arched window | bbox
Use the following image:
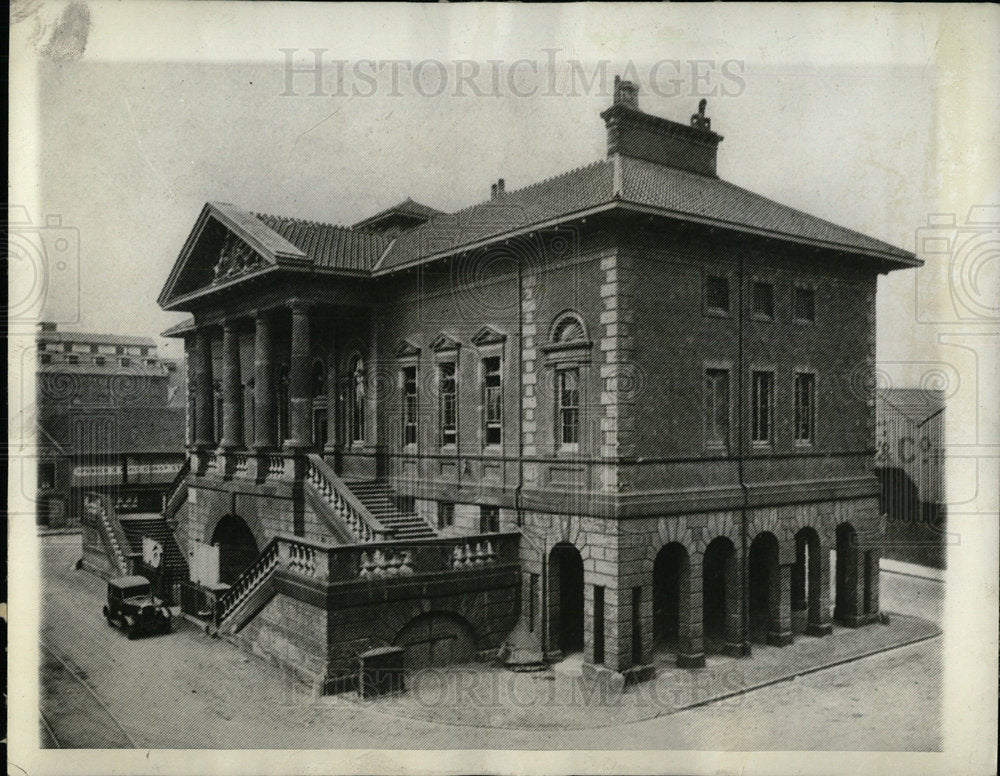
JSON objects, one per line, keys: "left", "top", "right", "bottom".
{"left": 349, "top": 355, "right": 365, "bottom": 444}
{"left": 551, "top": 311, "right": 587, "bottom": 344}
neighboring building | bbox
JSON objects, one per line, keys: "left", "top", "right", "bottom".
{"left": 156, "top": 79, "right": 920, "bottom": 690}
{"left": 35, "top": 322, "right": 187, "bottom": 530}
{"left": 876, "top": 388, "right": 947, "bottom": 568}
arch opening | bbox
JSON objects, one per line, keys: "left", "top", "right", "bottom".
{"left": 748, "top": 532, "right": 780, "bottom": 644}
{"left": 549, "top": 543, "right": 584, "bottom": 656}
{"left": 653, "top": 542, "right": 688, "bottom": 652}
{"left": 702, "top": 536, "right": 737, "bottom": 654}
{"left": 393, "top": 611, "right": 477, "bottom": 671}
{"left": 210, "top": 514, "right": 259, "bottom": 585}
{"left": 835, "top": 522, "right": 859, "bottom": 623}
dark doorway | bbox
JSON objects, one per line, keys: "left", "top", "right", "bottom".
{"left": 550, "top": 543, "right": 584, "bottom": 655}
{"left": 703, "top": 537, "right": 736, "bottom": 652}
{"left": 210, "top": 514, "right": 259, "bottom": 584}
{"left": 835, "top": 522, "right": 858, "bottom": 623}
{"left": 653, "top": 542, "right": 688, "bottom": 650}
{"left": 749, "top": 532, "right": 779, "bottom": 644}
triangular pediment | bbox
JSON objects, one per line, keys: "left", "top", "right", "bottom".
{"left": 158, "top": 202, "right": 307, "bottom": 310}
{"left": 471, "top": 325, "right": 507, "bottom": 347}
{"left": 430, "top": 332, "right": 462, "bottom": 352}
{"left": 394, "top": 339, "right": 422, "bottom": 359}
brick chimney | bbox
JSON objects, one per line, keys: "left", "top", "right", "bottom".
{"left": 601, "top": 75, "right": 723, "bottom": 177}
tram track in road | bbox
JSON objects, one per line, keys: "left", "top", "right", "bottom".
{"left": 39, "top": 640, "right": 138, "bottom": 749}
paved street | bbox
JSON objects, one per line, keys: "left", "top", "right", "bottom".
{"left": 39, "top": 534, "right": 942, "bottom": 750}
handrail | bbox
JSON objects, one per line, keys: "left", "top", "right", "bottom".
{"left": 84, "top": 492, "right": 132, "bottom": 575}
{"left": 305, "top": 453, "right": 391, "bottom": 542}
{"left": 214, "top": 537, "right": 281, "bottom": 625}
{"left": 164, "top": 457, "right": 191, "bottom": 518}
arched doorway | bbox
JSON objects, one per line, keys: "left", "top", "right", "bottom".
{"left": 703, "top": 536, "right": 737, "bottom": 654}
{"left": 793, "top": 528, "right": 822, "bottom": 635}
{"left": 835, "top": 522, "right": 858, "bottom": 624}
{"left": 549, "top": 543, "right": 584, "bottom": 656}
{"left": 394, "top": 611, "right": 476, "bottom": 671}
{"left": 748, "top": 532, "right": 780, "bottom": 644}
{"left": 653, "top": 543, "right": 688, "bottom": 651}
{"left": 211, "top": 514, "right": 259, "bottom": 584}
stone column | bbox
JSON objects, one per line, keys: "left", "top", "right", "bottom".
{"left": 768, "top": 564, "right": 794, "bottom": 646}
{"left": 286, "top": 302, "right": 312, "bottom": 448}
{"left": 677, "top": 554, "right": 706, "bottom": 668}
{"left": 219, "top": 321, "right": 243, "bottom": 449}
{"left": 194, "top": 327, "right": 215, "bottom": 448}
{"left": 807, "top": 543, "right": 833, "bottom": 636}
{"left": 253, "top": 311, "right": 277, "bottom": 449}
{"left": 723, "top": 547, "right": 747, "bottom": 656}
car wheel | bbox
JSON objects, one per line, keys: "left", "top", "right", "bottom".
{"left": 126, "top": 623, "right": 137, "bottom": 640}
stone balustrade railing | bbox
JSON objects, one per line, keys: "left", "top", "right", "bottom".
{"left": 326, "top": 532, "right": 521, "bottom": 583}
{"left": 212, "top": 531, "right": 519, "bottom": 627}
{"left": 305, "top": 454, "right": 391, "bottom": 543}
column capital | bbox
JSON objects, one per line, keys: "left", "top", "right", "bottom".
{"left": 289, "top": 299, "right": 312, "bottom": 315}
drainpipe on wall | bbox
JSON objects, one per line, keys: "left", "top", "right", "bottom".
{"left": 737, "top": 247, "right": 751, "bottom": 657}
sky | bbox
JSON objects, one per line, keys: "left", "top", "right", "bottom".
{"left": 7, "top": 4, "right": 999, "bottom": 771}
{"left": 10, "top": 3, "right": 998, "bottom": 381}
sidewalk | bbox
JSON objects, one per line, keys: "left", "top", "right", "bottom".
{"left": 328, "top": 613, "right": 941, "bottom": 731}
{"left": 881, "top": 557, "right": 945, "bottom": 582}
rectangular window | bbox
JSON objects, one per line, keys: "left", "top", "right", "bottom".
{"left": 402, "top": 365, "right": 418, "bottom": 446}
{"left": 795, "top": 372, "right": 816, "bottom": 444}
{"left": 752, "top": 370, "right": 775, "bottom": 444}
{"left": 40, "top": 354, "right": 52, "bottom": 364}
{"left": 480, "top": 505, "right": 500, "bottom": 533}
{"left": 39, "top": 462, "right": 56, "bottom": 490}
{"left": 94, "top": 356, "right": 106, "bottom": 366}
{"left": 438, "top": 361, "right": 457, "bottom": 446}
{"left": 794, "top": 286, "right": 816, "bottom": 323}
{"left": 120, "top": 357, "right": 131, "bottom": 367}
{"left": 483, "top": 356, "right": 502, "bottom": 447}
{"left": 704, "top": 368, "right": 730, "bottom": 449}
{"left": 705, "top": 275, "right": 730, "bottom": 314}
{"left": 396, "top": 495, "right": 416, "bottom": 515}
{"left": 752, "top": 281, "right": 774, "bottom": 320}
{"left": 557, "top": 368, "right": 580, "bottom": 449}
{"left": 437, "top": 502, "right": 454, "bottom": 530}
{"left": 67, "top": 354, "right": 79, "bottom": 364}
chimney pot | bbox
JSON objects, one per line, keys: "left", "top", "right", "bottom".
{"left": 491, "top": 183, "right": 497, "bottom": 200}
{"left": 497, "top": 178, "right": 505, "bottom": 196}
{"left": 613, "top": 75, "right": 640, "bottom": 111}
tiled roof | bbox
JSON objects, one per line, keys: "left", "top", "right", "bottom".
{"left": 378, "top": 161, "right": 615, "bottom": 272}
{"left": 374, "top": 155, "right": 915, "bottom": 272}
{"left": 38, "top": 362, "right": 170, "bottom": 377}
{"left": 618, "top": 156, "right": 914, "bottom": 261}
{"left": 36, "top": 331, "right": 157, "bottom": 346}
{"left": 255, "top": 212, "right": 391, "bottom": 273}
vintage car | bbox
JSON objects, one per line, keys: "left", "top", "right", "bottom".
{"left": 102, "top": 575, "right": 172, "bottom": 638}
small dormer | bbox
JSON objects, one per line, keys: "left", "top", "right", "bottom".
{"left": 353, "top": 198, "right": 444, "bottom": 238}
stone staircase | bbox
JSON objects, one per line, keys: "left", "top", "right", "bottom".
{"left": 345, "top": 480, "right": 437, "bottom": 540}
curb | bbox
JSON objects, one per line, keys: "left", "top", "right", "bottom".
{"left": 881, "top": 558, "right": 946, "bottom": 582}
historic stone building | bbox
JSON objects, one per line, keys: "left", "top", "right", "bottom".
{"left": 154, "top": 79, "right": 919, "bottom": 690}
{"left": 35, "top": 322, "right": 186, "bottom": 529}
